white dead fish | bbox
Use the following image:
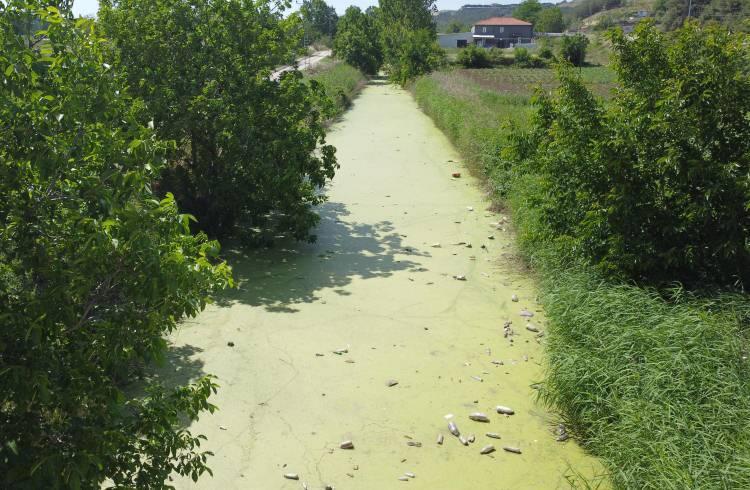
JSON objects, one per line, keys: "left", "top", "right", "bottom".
{"left": 511, "top": 294, "right": 519, "bottom": 302}
{"left": 398, "top": 476, "right": 409, "bottom": 481}
{"left": 448, "top": 421, "right": 460, "bottom": 436}
{"left": 520, "top": 309, "right": 534, "bottom": 318}
{"left": 405, "top": 472, "right": 416, "bottom": 478}
{"left": 503, "top": 446, "right": 522, "bottom": 454}
{"left": 437, "top": 433, "right": 444, "bottom": 445}
{"left": 406, "top": 441, "right": 422, "bottom": 447}
{"left": 471, "top": 375, "right": 483, "bottom": 382}
{"left": 526, "top": 324, "right": 540, "bottom": 333}
{"left": 480, "top": 445, "right": 495, "bottom": 455}
{"left": 486, "top": 432, "right": 501, "bottom": 439}
{"left": 340, "top": 440, "right": 354, "bottom": 449}
{"left": 453, "top": 274, "right": 467, "bottom": 281}
{"left": 469, "top": 412, "right": 490, "bottom": 422}
{"left": 467, "top": 434, "right": 475, "bottom": 443}
{"left": 459, "top": 435, "right": 469, "bottom": 446}
{"left": 333, "top": 348, "right": 348, "bottom": 355}
{"left": 283, "top": 473, "right": 299, "bottom": 480}
{"left": 386, "top": 379, "right": 399, "bottom": 387}
{"left": 496, "top": 406, "right": 515, "bottom": 415}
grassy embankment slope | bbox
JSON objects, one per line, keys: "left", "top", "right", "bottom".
{"left": 306, "top": 58, "right": 368, "bottom": 118}
{"left": 411, "top": 65, "right": 750, "bottom": 488}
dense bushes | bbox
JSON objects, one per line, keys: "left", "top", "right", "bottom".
{"left": 333, "top": 6, "right": 382, "bottom": 75}
{"left": 457, "top": 44, "right": 492, "bottom": 68}
{"left": 523, "top": 22, "right": 749, "bottom": 285}
{"left": 100, "top": 0, "right": 338, "bottom": 241}
{"left": 0, "top": 3, "right": 231, "bottom": 486}
{"left": 559, "top": 33, "right": 589, "bottom": 66}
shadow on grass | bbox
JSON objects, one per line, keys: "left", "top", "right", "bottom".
{"left": 215, "top": 201, "right": 430, "bottom": 313}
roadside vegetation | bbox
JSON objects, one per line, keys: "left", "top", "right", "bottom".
{"left": 413, "top": 21, "right": 750, "bottom": 488}
{"left": 306, "top": 59, "right": 368, "bottom": 117}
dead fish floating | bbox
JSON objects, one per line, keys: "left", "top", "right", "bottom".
{"left": 486, "top": 432, "right": 501, "bottom": 439}
{"left": 503, "top": 446, "right": 522, "bottom": 454}
{"left": 340, "top": 440, "right": 354, "bottom": 449}
{"left": 283, "top": 473, "right": 299, "bottom": 480}
{"left": 467, "top": 434, "right": 476, "bottom": 443}
{"left": 520, "top": 309, "right": 534, "bottom": 318}
{"left": 511, "top": 294, "right": 519, "bottom": 302}
{"left": 480, "top": 445, "right": 496, "bottom": 455}
{"left": 496, "top": 406, "right": 515, "bottom": 415}
{"left": 471, "top": 375, "right": 483, "bottom": 382}
{"left": 526, "top": 324, "right": 540, "bottom": 333}
{"left": 453, "top": 274, "right": 467, "bottom": 281}
{"left": 386, "top": 379, "right": 399, "bottom": 387}
{"left": 448, "top": 421, "right": 460, "bottom": 436}
{"left": 459, "top": 435, "right": 469, "bottom": 446}
{"left": 469, "top": 412, "right": 490, "bottom": 423}
{"left": 437, "top": 433, "right": 444, "bottom": 445}
{"left": 332, "top": 348, "right": 348, "bottom": 355}
{"left": 405, "top": 472, "right": 416, "bottom": 478}
{"left": 398, "top": 476, "right": 409, "bottom": 481}
{"left": 406, "top": 441, "right": 422, "bottom": 447}
{"left": 491, "top": 360, "right": 504, "bottom": 366}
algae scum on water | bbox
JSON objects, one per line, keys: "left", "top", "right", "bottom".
{"left": 166, "top": 83, "right": 604, "bottom": 489}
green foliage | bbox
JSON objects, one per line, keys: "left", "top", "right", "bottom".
{"left": 513, "top": 47, "right": 531, "bottom": 65}
{"left": 0, "top": 2, "right": 231, "bottom": 487}
{"left": 535, "top": 7, "right": 565, "bottom": 32}
{"left": 333, "top": 6, "right": 382, "bottom": 75}
{"left": 99, "top": 0, "right": 338, "bottom": 241}
{"left": 526, "top": 22, "right": 750, "bottom": 286}
{"left": 444, "top": 20, "right": 468, "bottom": 33}
{"left": 307, "top": 60, "right": 367, "bottom": 116}
{"left": 300, "top": 0, "right": 338, "bottom": 41}
{"left": 379, "top": 0, "right": 444, "bottom": 86}
{"left": 655, "top": 0, "right": 750, "bottom": 31}
{"left": 513, "top": 0, "right": 543, "bottom": 23}
{"left": 456, "top": 44, "right": 491, "bottom": 68}
{"left": 559, "top": 33, "right": 589, "bottom": 66}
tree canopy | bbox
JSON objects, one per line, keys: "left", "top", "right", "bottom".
{"left": 333, "top": 6, "right": 382, "bottom": 75}
{"left": 0, "top": 2, "right": 231, "bottom": 486}
{"left": 300, "top": 0, "right": 339, "bottom": 41}
{"left": 513, "top": 0, "right": 543, "bottom": 23}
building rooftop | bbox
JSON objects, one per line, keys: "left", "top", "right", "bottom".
{"left": 474, "top": 17, "right": 533, "bottom": 26}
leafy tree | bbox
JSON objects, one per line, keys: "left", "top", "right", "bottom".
{"left": 333, "top": 6, "right": 382, "bottom": 75}
{"left": 0, "top": 2, "right": 231, "bottom": 487}
{"left": 559, "top": 33, "right": 589, "bottom": 66}
{"left": 457, "top": 44, "right": 491, "bottom": 68}
{"left": 379, "top": 0, "right": 444, "bottom": 85}
{"left": 100, "top": 0, "right": 338, "bottom": 241}
{"left": 513, "top": 0, "right": 543, "bottom": 23}
{"left": 535, "top": 7, "right": 565, "bottom": 32}
{"left": 522, "top": 21, "right": 750, "bottom": 285}
{"left": 300, "top": 0, "right": 339, "bottom": 41}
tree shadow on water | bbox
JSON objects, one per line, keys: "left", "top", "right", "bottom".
{"left": 215, "top": 201, "right": 430, "bottom": 312}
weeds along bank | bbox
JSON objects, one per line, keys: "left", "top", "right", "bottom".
{"left": 306, "top": 59, "right": 368, "bottom": 118}
{"left": 412, "top": 22, "right": 750, "bottom": 489}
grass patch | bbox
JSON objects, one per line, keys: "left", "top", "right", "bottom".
{"left": 411, "top": 68, "right": 750, "bottom": 489}
{"left": 306, "top": 58, "right": 367, "bottom": 118}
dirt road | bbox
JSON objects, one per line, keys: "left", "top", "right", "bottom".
{"left": 271, "top": 50, "right": 332, "bottom": 81}
{"left": 167, "top": 81, "right": 603, "bottom": 489}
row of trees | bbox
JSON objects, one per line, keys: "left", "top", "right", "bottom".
{"left": 333, "top": 0, "right": 444, "bottom": 85}
{"left": 1, "top": 0, "right": 340, "bottom": 487}
{"left": 513, "top": 0, "right": 566, "bottom": 33}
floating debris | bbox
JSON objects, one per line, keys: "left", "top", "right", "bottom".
{"left": 283, "top": 473, "right": 299, "bottom": 480}
{"left": 315, "top": 353, "right": 324, "bottom": 357}
{"left": 488, "top": 235, "right": 495, "bottom": 240}
{"left": 469, "top": 412, "right": 490, "bottom": 423}
{"left": 467, "top": 206, "right": 474, "bottom": 211}
{"left": 453, "top": 274, "right": 467, "bottom": 281}
{"left": 444, "top": 413, "right": 455, "bottom": 420}
{"left": 523, "top": 355, "right": 529, "bottom": 362}
{"left": 437, "top": 434, "right": 444, "bottom": 445}
{"left": 496, "top": 406, "right": 515, "bottom": 415}
{"left": 486, "top": 432, "right": 501, "bottom": 439}
{"left": 448, "top": 421, "right": 460, "bottom": 436}
{"left": 333, "top": 348, "right": 348, "bottom": 355}
{"left": 345, "top": 359, "right": 355, "bottom": 363}
{"left": 406, "top": 441, "right": 422, "bottom": 447}
{"left": 520, "top": 309, "right": 534, "bottom": 318}
{"left": 511, "top": 294, "right": 519, "bottom": 302}
{"left": 452, "top": 172, "right": 461, "bottom": 178}
{"left": 491, "top": 360, "right": 504, "bottom": 366}
{"left": 480, "top": 445, "right": 496, "bottom": 455}
{"left": 386, "top": 379, "right": 399, "bottom": 387}
{"left": 503, "top": 446, "right": 522, "bottom": 454}
{"left": 340, "top": 440, "right": 354, "bottom": 450}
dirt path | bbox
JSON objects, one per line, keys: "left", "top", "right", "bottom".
{"left": 167, "top": 81, "right": 602, "bottom": 489}
{"left": 271, "top": 50, "right": 332, "bottom": 81}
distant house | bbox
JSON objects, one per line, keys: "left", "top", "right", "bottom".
{"left": 472, "top": 17, "right": 533, "bottom": 48}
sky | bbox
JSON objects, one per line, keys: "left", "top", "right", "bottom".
{"left": 72, "top": 0, "right": 521, "bottom": 17}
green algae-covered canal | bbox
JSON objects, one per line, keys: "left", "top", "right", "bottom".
{"left": 166, "top": 82, "right": 603, "bottom": 488}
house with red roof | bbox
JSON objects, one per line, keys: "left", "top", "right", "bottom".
{"left": 472, "top": 17, "right": 534, "bottom": 48}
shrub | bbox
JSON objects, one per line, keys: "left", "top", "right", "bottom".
{"left": 457, "top": 44, "right": 491, "bottom": 68}
{"left": 100, "top": 0, "right": 338, "bottom": 241}
{"left": 525, "top": 21, "right": 750, "bottom": 286}
{"left": 0, "top": 2, "right": 231, "bottom": 486}
{"left": 513, "top": 47, "right": 531, "bottom": 65}
{"left": 559, "top": 33, "right": 589, "bottom": 66}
